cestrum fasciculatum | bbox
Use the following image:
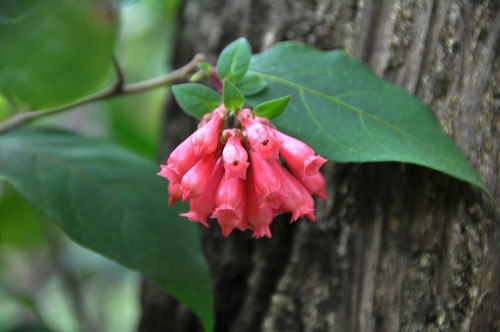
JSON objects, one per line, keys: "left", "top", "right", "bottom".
{"left": 158, "top": 105, "right": 327, "bottom": 238}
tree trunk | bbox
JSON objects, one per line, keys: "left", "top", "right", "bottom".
{"left": 140, "top": 0, "right": 500, "bottom": 331}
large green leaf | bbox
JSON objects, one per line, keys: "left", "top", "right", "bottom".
{"left": 0, "top": 128, "right": 214, "bottom": 332}
{"left": 246, "top": 42, "right": 490, "bottom": 197}
{"left": 0, "top": 0, "right": 117, "bottom": 108}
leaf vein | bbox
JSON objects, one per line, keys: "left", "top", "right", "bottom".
{"left": 67, "top": 171, "right": 116, "bottom": 258}
{"left": 297, "top": 88, "right": 374, "bottom": 154}
{"left": 357, "top": 113, "right": 392, "bottom": 153}
{"left": 16, "top": 148, "right": 178, "bottom": 268}
{"left": 254, "top": 71, "right": 472, "bottom": 174}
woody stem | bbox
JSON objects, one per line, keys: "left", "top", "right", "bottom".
{"left": 0, "top": 53, "right": 205, "bottom": 135}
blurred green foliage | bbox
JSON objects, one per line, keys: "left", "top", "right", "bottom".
{"left": 0, "top": 0, "right": 182, "bottom": 330}
{"left": 0, "top": 0, "right": 117, "bottom": 108}
{"left": 105, "top": 0, "right": 181, "bottom": 159}
{"left": 0, "top": 186, "right": 46, "bottom": 247}
{"left": 0, "top": 95, "right": 12, "bottom": 122}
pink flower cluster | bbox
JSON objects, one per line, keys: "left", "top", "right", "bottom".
{"left": 158, "top": 105, "right": 327, "bottom": 238}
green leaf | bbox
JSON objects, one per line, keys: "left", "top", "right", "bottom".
{"left": 253, "top": 95, "right": 291, "bottom": 120}
{"left": 0, "top": 128, "right": 214, "bottom": 332}
{"left": 0, "top": 0, "right": 118, "bottom": 108}
{"left": 235, "top": 72, "right": 268, "bottom": 97}
{"left": 223, "top": 79, "right": 245, "bottom": 111}
{"left": 111, "top": 0, "right": 139, "bottom": 6}
{"left": 172, "top": 83, "right": 221, "bottom": 118}
{"left": 246, "top": 42, "right": 491, "bottom": 198}
{"left": 0, "top": 187, "right": 46, "bottom": 247}
{"left": 6, "top": 328, "right": 52, "bottom": 332}
{"left": 217, "top": 38, "right": 251, "bottom": 83}
{"left": 198, "top": 62, "right": 212, "bottom": 73}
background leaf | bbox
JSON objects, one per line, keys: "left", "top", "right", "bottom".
{"left": 172, "top": 83, "right": 221, "bottom": 118}
{"left": 246, "top": 42, "right": 490, "bottom": 197}
{"left": 0, "top": 0, "right": 117, "bottom": 108}
{"left": 0, "top": 187, "right": 46, "bottom": 247}
{"left": 216, "top": 38, "right": 251, "bottom": 83}
{"left": 235, "top": 72, "right": 267, "bottom": 97}
{"left": 222, "top": 79, "right": 245, "bottom": 111}
{"left": 0, "top": 128, "right": 214, "bottom": 332}
{"left": 253, "top": 95, "right": 291, "bottom": 120}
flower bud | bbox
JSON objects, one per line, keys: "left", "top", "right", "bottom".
{"left": 180, "top": 157, "right": 224, "bottom": 226}
{"left": 249, "top": 149, "right": 288, "bottom": 209}
{"left": 238, "top": 109, "right": 283, "bottom": 160}
{"left": 168, "top": 182, "right": 183, "bottom": 207}
{"left": 158, "top": 137, "right": 201, "bottom": 184}
{"left": 272, "top": 129, "right": 327, "bottom": 177}
{"left": 181, "top": 150, "right": 218, "bottom": 201}
{"left": 268, "top": 159, "right": 315, "bottom": 223}
{"left": 191, "top": 105, "right": 228, "bottom": 157}
{"left": 246, "top": 168, "right": 273, "bottom": 238}
{"left": 212, "top": 177, "right": 244, "bottom": 236}
{"left": 222, "top": 131, "right": 249, "bottom": 180}
{"left": 255, "top": 115, "right": 275, "bottom": 128}
{"left": 289, "top": 167, "right": 327, "bottom": 200}
{"left": 234, "top": 188, "right": 252, "bottom": 231}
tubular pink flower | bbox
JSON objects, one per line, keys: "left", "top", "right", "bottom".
{"left": 238, "top": 109, "right": 283, "bottom": 160}
{"left": 246, "top": 169, "right": 273, "bottom": 238}
{"left": 217, "top": 215, "right": 241, "bottom": 237}
{"left": 158, "top": 137, "right": 201, "bottom": 184}
{"left": 271, "top": 129, "right": 327, "bottom": 177}
{"left": 249, "top": 149, "right": 288, "bottom": 209}
{"left": 212, "top": 177, "right": 244, "bottom": 223}
{"left": 180, "top": 157, "right": 224, "bottom": 227}
{"left": 212, "top": 177, "right": 245, "bottom": 237}
{"left": 222, "top": 132, "right": 250, "bottom": 180}
{"left": 168, "top": 182, "right": 183, "bottom": 207}
{"left": 255, "top": 115, "right": 275, "bottom": 128}
{"left": 289, "top": 168, "right": 327, "bottom": 200}
{"left": 191, "top": 105, "right": 228, "bottom": 157}
{"left": 213, "top": 183, "right": 244, "bottom": 237}
{"left": 199, "top": 111, "right": 214, "bottom": 127}
{"left": 181, "top": 150, "right": 218, "bottom": 201}
{"left": 268, "top": 159, "right": 315, "bottom": 223}
{"left": 235, "top": 188, "right": 252, "bottom": 232}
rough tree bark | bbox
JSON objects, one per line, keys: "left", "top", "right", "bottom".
{"left": 140, "top": 0, "right": 500, "bottom": 331}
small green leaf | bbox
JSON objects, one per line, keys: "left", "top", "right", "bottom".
{"left": 172, "top": 83, "right": 221, "bottom": 118}
{"left": 253, "top": 95, "right": 291, "bottom": 120}
{"left": 0, "top": 0, "right": 117, "bottom": 108}
{"left": 235, "top": 72, "right": 268, "bottom": 96}
{"left": 246, "top": 41, "right": 492, "bottom": 199}
{"left": 223, "top": 79, "right": 245, "bottom": 111}
{"left": 198, "top": 62, "right": 212, "bottom": 73}
{"left": 0, "top": 128, "right": 214, "bottom": 332}
{"left": 217, "top": 38, "right": 251, "bottom": 82}
{"left": 190, "top": 71, "right": 207, "bottom": 83}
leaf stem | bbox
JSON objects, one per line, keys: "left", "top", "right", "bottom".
{"left": 209, "top": 67, "right": 223, "bottom": 93}
{"left": 0, "top": 53, "right": 205, "bottom": 135}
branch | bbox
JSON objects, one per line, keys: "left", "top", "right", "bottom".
{"left": 0, "top": 53, "right": 205, "bottom": 134}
